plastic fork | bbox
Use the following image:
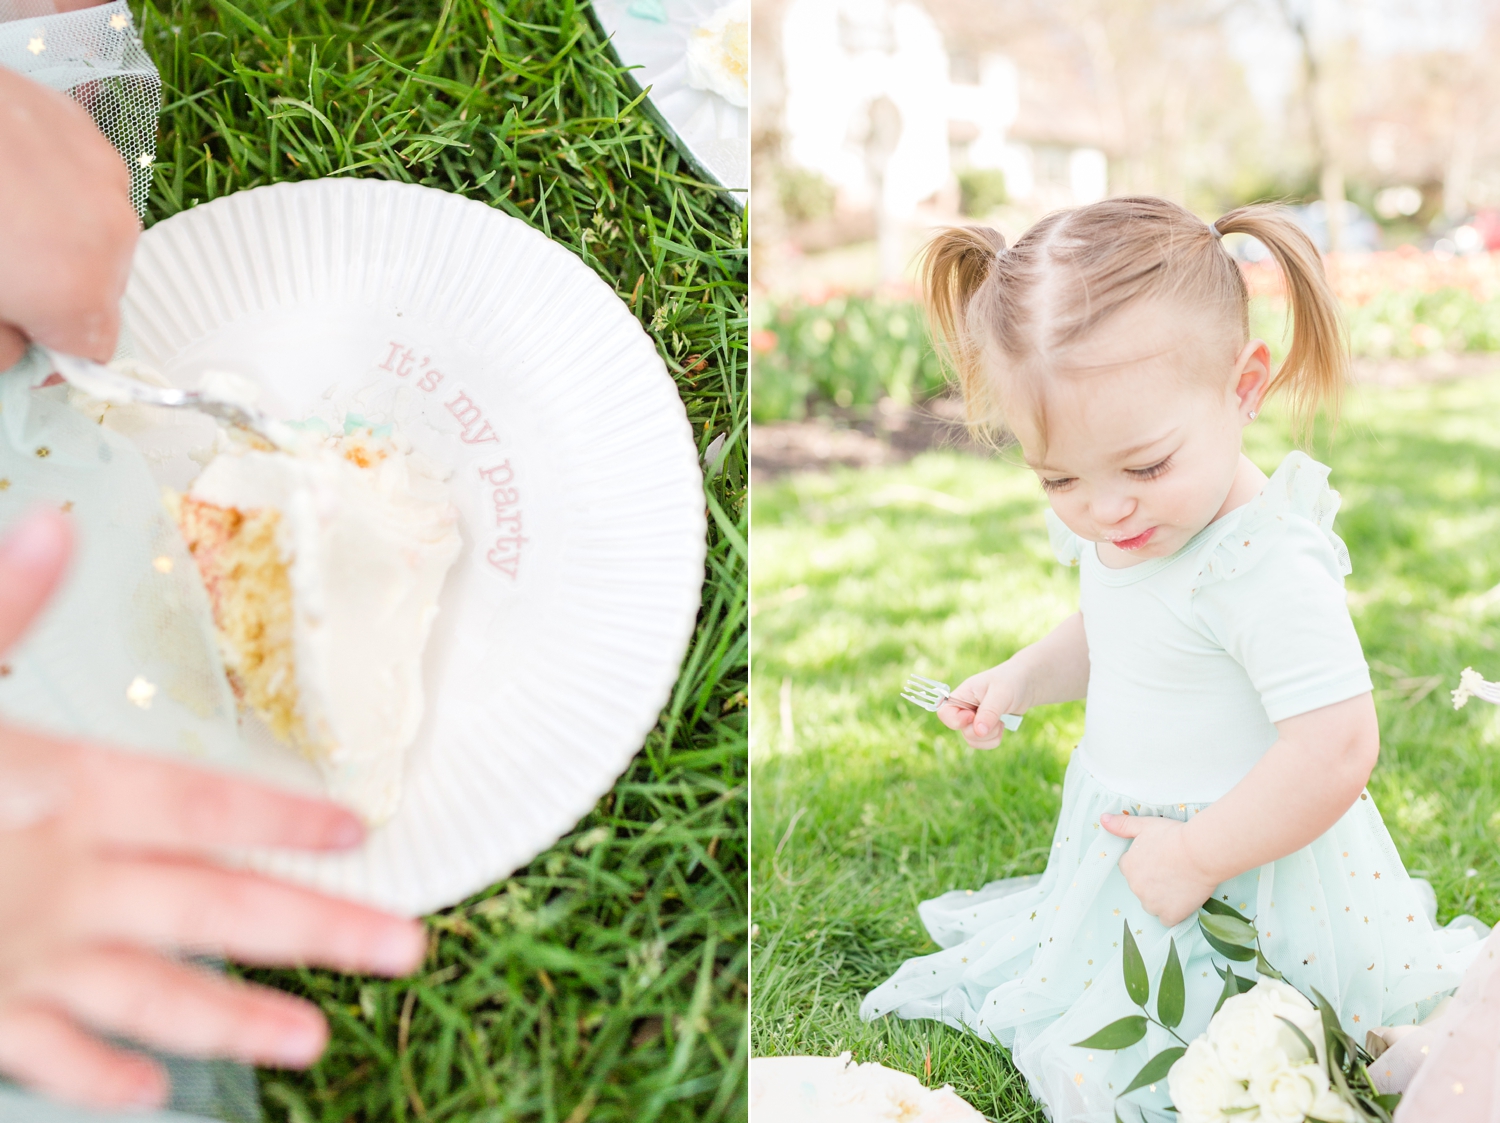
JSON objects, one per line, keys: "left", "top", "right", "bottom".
{"left": 1455, "top": 668, "right": 1500, "bottom": 707}
{"left": 901, "top": 673, "right": 1023, "bottom": 732}
{"left": 41, "top": 346, "right": 293, "bottom": 448}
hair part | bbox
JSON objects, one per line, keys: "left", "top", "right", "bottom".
{"left": 918, "top": 197, "right": 1347, "bottom": 445}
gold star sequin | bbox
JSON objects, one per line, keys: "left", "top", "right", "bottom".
{"left": 109, "top": 11, "right": 130, "bottom": 28}
{"left": 126, "top": 676, "right": 156, "bottom": 709}
{"left": 153, "top": 556, "right": 173, "bottom": 573}
{"left": 137, "top": 151, "right": 154, "bottom": 168}
{"left": 27, "top": 36, "right": 44, "bottom": 55}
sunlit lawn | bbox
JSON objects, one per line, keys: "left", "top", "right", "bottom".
{"left": 749, "top": 375, "right": 1500, "bottom": 1120}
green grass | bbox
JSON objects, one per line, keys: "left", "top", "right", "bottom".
{"left": 142, "top": 1, "right": 746, "bottom": 1118}
{"left": 749, "top": 377, "right": 1500, "bottom": 1120}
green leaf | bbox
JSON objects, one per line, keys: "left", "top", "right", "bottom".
{"left": 1199, "top": 912, "right": 1257, "bottom": 947}
{"left": 1235, "top": 973, "right": 1257, "bottom": 993}
{"left": 1212, "top": 966, "right": 1239, "bottom": 1015}
{"left": 1121, "top": 920, "right": 1149, "bottom": 1007}
{"left": 1200, "top": 896, "right": 1252, "bottom": 923}
{"left": 1201, "top": 927, "right": 1257, "bottom": 961}
{"left": 1121, "top": 1046, "right": 1187, "bottom": 1097}
{"left": 1072, "top": 1016, "right": 1148, "bottom": 1050}
{"left": 1276, "top": 1015, "right": 1319, "bottom": 1065}
{"left": 1157, "top": 938, "right": 1184, "bottom": 1029}
{"left": 1255, "top": 948, "right": 1283, "bottom": 980}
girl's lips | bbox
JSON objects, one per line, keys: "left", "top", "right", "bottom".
{"left": 1110, "top": 526, "right": 1156, "bottom": 551}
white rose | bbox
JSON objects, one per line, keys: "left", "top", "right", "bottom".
{"left": 1207, "top": 991, "right": 1286, "bottom": 1081}
{"left": 1308, "top": 1088, "right": 1359, "bottom": 1122}
{"left": 1168, "top": 1038, "right": 1254, "bottom": 1123}
{"left": 1248, "top": 1060, "right": 1325, "bottom": 1123}
{"left": 1254, "top": 980, "right": 1324, "bottom": 1063}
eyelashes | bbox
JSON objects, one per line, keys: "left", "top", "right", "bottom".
{"left": 1037, "top": 455, "right": 1175, "bottom": 493}
{"left": 1128, "top": 455, "right": 1174, "bottom": 481}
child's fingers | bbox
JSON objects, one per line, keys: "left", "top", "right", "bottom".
{"left": 74, "top": 854, "right": 427, "bottom": 976}
{"left": 0, "top": 1000, "right": 167, "bottom": 1109}
{"left": 0, "top": 325, "right": 25, "bottom": 371}
{"left": 1100, "top": 812, "right": 1145, "bottom": 838}
{"left": 935, "top": 700, "right": 973, "bottom": 730}
{"left": 16, "top": 946, "right": 328, "bottom": 1069}
{"left": 59, "top": 736, "right": 365, "bottom": 853}
{"left": 0, "top": 509, "right": 72, "bottom": 655}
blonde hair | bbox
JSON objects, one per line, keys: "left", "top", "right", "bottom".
{"left": 919, "top": 197, "right": 1347, "bottom": 443}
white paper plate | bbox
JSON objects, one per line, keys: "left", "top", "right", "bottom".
{"left": 120, "top": 179, "right": 706, "bottom": 915}
{"left": 592, "top": 0, "right": 748, "bottom": 204}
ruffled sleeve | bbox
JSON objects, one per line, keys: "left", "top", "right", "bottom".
{"left": 1189, "top": 452, "right": 1372, "bottom": 724}
{"left": 1044, "top": 508, "right": 1084, "bottom": 568}
{"left": 1192, "top": 451, "right": 1352, "bottom": 591}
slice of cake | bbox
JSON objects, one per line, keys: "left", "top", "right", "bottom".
{"left": 170, "top": 422, "right": 462, "bottom": 823}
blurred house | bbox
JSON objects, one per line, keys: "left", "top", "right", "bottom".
{"left": 772, "top": 0, "right": 1115, "bottom": 280}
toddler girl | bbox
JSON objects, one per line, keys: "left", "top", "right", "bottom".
{"left": 860, "top": 197, "right": 1484, "bottom": 1121}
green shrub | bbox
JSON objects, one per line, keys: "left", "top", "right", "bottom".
{"left": 957, "top": 168, "right": 1008, "bottom": 217}
{"left": 751, "top": 295, "right": 950, "bottom": 422}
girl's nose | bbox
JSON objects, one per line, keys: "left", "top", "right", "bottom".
{"left": 1091, "top": 489, "right": 1137, "bottom": 527}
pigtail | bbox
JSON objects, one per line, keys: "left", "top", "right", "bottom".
{"left": 1212, "top": 205, "right": 1348, "bottom": 437}
{"left": 917, "top": 226, "right": 1007, "bottom": 429}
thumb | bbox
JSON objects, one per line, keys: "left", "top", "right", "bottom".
{"left": 0, "top": 509, "right": 72, "bottom": 654}
{"left": 1100, "top": 811, "right": 1144, "bottom": 839}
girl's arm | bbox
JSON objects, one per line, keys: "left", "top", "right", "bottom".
{"left": 939, "top": 611, "right": 1090, "bottom": 749}
{"left": 1102, "top": 692, "right": 1380, "bottom": 925}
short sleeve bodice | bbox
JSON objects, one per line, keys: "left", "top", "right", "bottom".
{"left": 1053, "top": 452, "right": 1373, "bottom": 804}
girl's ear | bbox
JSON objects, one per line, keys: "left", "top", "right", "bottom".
{"left": 1231, "top": 339, "right": 1272, "bottom": 419}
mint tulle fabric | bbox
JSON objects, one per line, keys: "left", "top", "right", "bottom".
{"left": 861, "top": 455, "right": 1486, "bottom": 1123}
{"left": 2, "top": 7, "right": 258, "bottom": 1120}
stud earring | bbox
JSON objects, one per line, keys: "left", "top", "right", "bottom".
{"left": 1248, "top": 410, "right": 1258, "bottom": 420}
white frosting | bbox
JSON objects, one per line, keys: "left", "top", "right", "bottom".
{"left": 684, "top": 1, "right": 748, "bottom": 108}
{"left": 189, "top": 431, "right": 461, "bottom": 824}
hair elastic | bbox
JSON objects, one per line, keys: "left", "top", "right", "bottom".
{"left": 1208, "top": 219, "right": 1224, "bottom": 240}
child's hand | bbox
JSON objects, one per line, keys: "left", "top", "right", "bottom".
{"left": 937, "top": 664, "right": 1028, "bottom": 750}
{"left": 1100, "top": 812, "right": 1218, "bottom": 927}
{"left": 0, "top": 69, "right": 140, "bottom": 368}
{"left": 0, "top": 509, "right": 426, "bottom": 1108}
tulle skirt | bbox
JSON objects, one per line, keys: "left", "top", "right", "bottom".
{"left": 861, "top": 750, "right": 1487, "bottom": 1122}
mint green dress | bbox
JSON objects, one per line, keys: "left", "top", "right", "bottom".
{"left": 861, "top": 453, "right": 1485, "bottom": 1122}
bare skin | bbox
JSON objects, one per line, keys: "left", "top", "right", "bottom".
{"left": 0, "top": 508, "right": 427, "bottom": 1107}
{"left": 0, "top": 67, "right": 140, "bottom": 367}
{"left": 937, "top": 299, "right": 1379, "bottom": 927}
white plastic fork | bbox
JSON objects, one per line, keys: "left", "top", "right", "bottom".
{"left": 41, "top": 347, "right": 293, "bottom": 448}
{"left": 1454, "top": 668, "right": 1500, "bottom": 707}
{"left": 901, "top": 673, "right": 1023, "bottom": 732}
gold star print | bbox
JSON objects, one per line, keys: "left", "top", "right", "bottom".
{"left": 1074, "top": 1074, "right": 1084, "bottom": 1086}
{"left": 1407, "top": 915, "right": 1415, "bottom": 922}
{"left": 34, "top": 446, "right": 49, "bottom": 458}
{"left": 1364, "top": 917, "right": 1370, "bottom": 924}
{"left": 1084, "top": 979, "right": 1092, "bottom": 988}
{"left": 109, "top": 11, "right": 129, "bottom": 28}
{"left": 1374, "top": 871, "right": 1381, "bottom": 879}
{"left": 1344, "top": 851, "right": 1349, "bottom": 858}
{"left": 1030, "top": 912, "right": 1036, "bottom": 920}
{"left": 137, "top": 152, "right": 154, "bottom": 168}
{"left": 0, "top": 665, "right": 11, "bottom": 677}
{"left": 1353, "top": 1015, "right": 1361, "bottom": 1023}
{"left": 58, "top": 501, "right": 72, "bottom": 513}
{"left": 1087, "top": 959, "right": 1093, "bottom": 965}
{"left": 1113, "top": 909, "right": 1120, "bottom": 916}
{"left": 0, "top": 479, "right": 9, "bottom": 490}
{"left": 961, "top": 957, "right": 967, "bottom": 963}
{"left": 1405, "top": 964, "right": 1410, "bottom": 970}
{"left": 27, "top": 35, "right": 43, "bottom": 55}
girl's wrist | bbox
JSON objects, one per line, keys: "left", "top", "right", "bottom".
{"left": 1178, "top": 820, "right": 1232, "bottom": 888}
{"left": 999, "top": 649, "right": 1040, "bottom": 712}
